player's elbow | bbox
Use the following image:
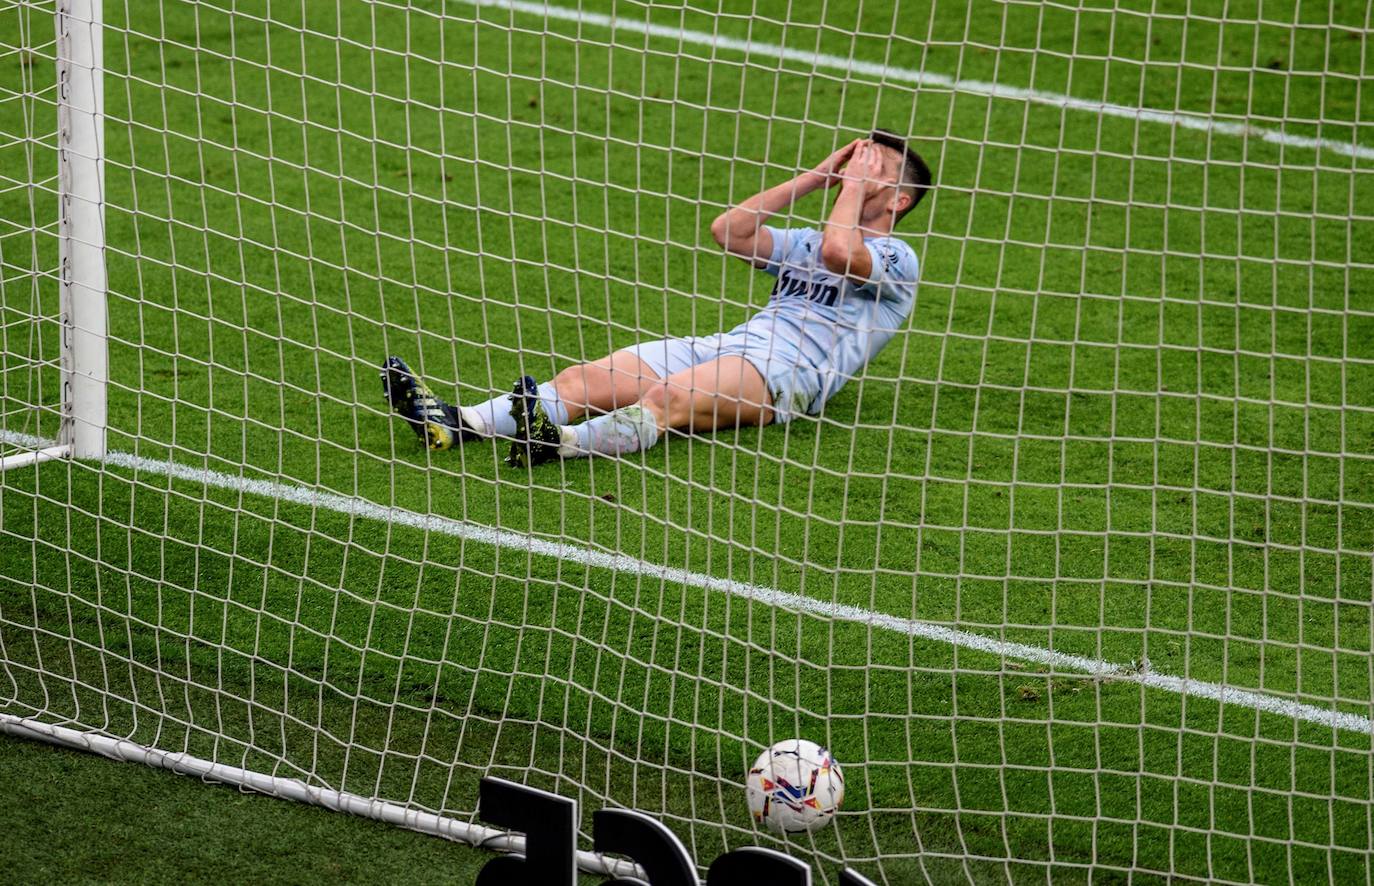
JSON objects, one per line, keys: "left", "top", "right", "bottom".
{"left": 711, "top": 218, "right": 754, "bottom": 257}
{"left": 710, "top": 214, "right": 730, "bottom": 248}
{"left": 819, "top": 238, "right": 855, "bottom": 276}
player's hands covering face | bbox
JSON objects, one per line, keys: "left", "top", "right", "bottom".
{"left": 811, "top": 138, "right": 862, "bottom": 188}
{"left": 842, "top": 141, "right": 890, "bottom": 199}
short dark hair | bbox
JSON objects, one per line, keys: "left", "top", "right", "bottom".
{"left": 870, "top": 128, "right": 933, "bottom": 225}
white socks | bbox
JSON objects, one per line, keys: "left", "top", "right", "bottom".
{"left": 561, "top": 405, "right": 661, "bottom": 457}
{"left": 459, "top": 384, "right": 663, "bottom": 458}
{"left": 460, "top": 381, "right": 569, "bottom": 438}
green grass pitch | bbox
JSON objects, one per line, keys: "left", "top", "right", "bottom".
{"left": 2, "top": 0, "right": 1372, "bottom": 882}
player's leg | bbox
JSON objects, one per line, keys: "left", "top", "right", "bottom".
{"left": 453, "top": 351, "right": 656, "bottom": 439}
{"left": 501, "top": 352, "right": 662, "bottom": 467}
{"left": 505, "top": 340, "right": 695, "bottom": 467}
{"left": 552, "top": 351, "right": 662, "bottom": 420}
{"left": 385, "top": 345, "right": 667, "bottom": 458}
{"left": 560, "top": 356, "right": 773, "bottom": 458}
{"left": 640, "top": 356, "right": 773, "bottom": 432}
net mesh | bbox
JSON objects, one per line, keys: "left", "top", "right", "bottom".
{"left": 2, "top": 1, "right": 1373, "bottom": 882}
{"left": 0, "top": 2, "right": 61, "bottom": 452}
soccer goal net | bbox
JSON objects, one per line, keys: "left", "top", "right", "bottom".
{"left": 2, "top": 1, "right": 1371, "bottom": 882}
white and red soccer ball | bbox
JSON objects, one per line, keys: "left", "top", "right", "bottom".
{"left": 746, "top": 738, "right": 845, "bottom": 834}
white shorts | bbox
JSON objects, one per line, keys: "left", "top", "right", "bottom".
{"left": 622, "top": 329, "right": 825, "bottom": 423}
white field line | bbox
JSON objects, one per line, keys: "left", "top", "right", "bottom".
{"left": 460, "top": 0, "right": 1374, "bottom": 162}
{"left": 4, "top": 430, "right": 1371, "bottom": 736}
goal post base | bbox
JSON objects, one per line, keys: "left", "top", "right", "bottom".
{"left": 0, "top": 445, "right": 71, "bottom": 473}
{"left": 0, "top": 713, "right": 645, "bottom": 881}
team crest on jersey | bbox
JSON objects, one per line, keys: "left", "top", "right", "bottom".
{"left": 879, "top": 245, "right": 901, "bottom": 270}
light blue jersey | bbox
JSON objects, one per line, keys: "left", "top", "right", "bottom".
{"left": 627, "top": 226, "right": 920, "bottom": 421}
{"left": 750, "top": 226, "right": 919, "bottom": 408}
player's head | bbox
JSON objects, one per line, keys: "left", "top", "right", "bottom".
{"left": 868, "top": 129, "right": 933, "bottom": 227}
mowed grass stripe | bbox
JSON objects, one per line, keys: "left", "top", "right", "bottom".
{"left": 79, "top": 448, "right": 1374, "bottom": 738}
{"left": 461, "top": 0, "right": 1374, "bottom": 161}
{"left": 6, "top": 430, "right": 1369, "bottom": 736}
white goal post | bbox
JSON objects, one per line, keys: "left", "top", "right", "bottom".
{"left": 2, "top": 1, "right": 1371, "bottom": 883}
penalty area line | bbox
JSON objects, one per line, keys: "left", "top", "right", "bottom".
{"left": 458, "top": 0, "right": 1374, "bottom": 162}
{"left": 4, "top": 429, "right": 1371, "bottom": 737}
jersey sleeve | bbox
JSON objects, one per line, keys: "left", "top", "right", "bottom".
{"left": 759, "top": 226, "right": 807, "bottom": 277}
{"left": 861, "top": 237, "right": 920, "bottom": 302}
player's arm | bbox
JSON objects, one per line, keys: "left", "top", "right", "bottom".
{"left": 819, "top": 141, "right": 884, "bottom": 284}
{"left": 711, "top": 139, "right": 860, "bottom": 269}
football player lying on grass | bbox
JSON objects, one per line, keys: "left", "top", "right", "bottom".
{"left": 382, "top": 129, "right": 932, "bottom": 468}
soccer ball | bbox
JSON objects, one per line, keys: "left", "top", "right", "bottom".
{"left": 746, "top": 738, "right": 845, "bottom": 834}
